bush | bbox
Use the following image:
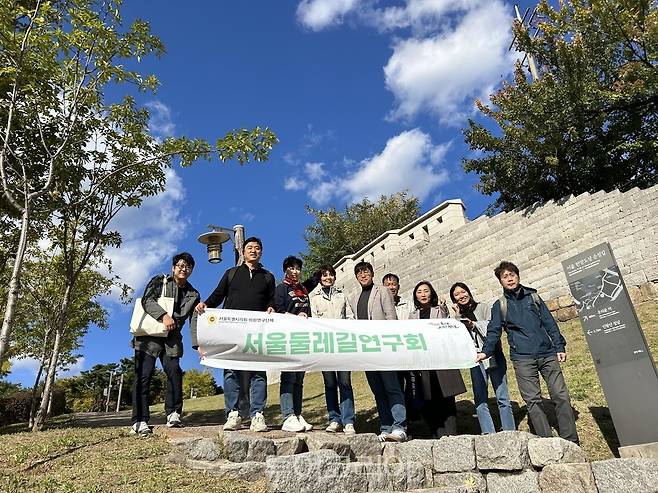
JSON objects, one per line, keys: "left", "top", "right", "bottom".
{"left": 0, "top": 390, "right": 32, "bottom": 425}
{"left": 0, "top": 388, "right": 66, "bottom": 425}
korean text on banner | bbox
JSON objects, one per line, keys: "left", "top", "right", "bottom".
{"left": 197, "top": 309, "right": 477, "bottom": 371}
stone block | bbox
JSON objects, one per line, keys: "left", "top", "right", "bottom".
{"left": 388, "top": 462, "right": 430, "bottom": 491}
{"left": 475, "top": 431, "right": 533, "bottom": 471}
{"left": 556, "top": 306, "right": 578, "bottom": 322}
{"left": 220, "top": 433, "right": 249, "bottom": 462}
{"left": 274, "top": 436, "right": 306, "bottom": 456}
{"left": 305, "top": 432, "right": 352, "bottom": 458}
{"left": 486, "top": 469, "right": 539, "bottom": 493}
{"left": 187, "top": 459, "right": 266, "bottom": 481}
{"left": 184, "top": 437, "right": 221, "bottom": 461}
{"left": 591, "top": 458, "right": 658, "bottom": 493}
{"left": 359, "top": 463, "right": 389, "bottom": 492}
{"left": 433, "top": 435, "right": 477, "bottom": 473}
{"left": 432, "top": 471, "right": 486, "bottom": 492}
{"left": 618, "top": 441, "right": 658, "bottom": 459}
{"left": 345, "top": 433, "right": 383, "bottom": 462}
{"left": 640, "top": 282, "right": 658, "bottom": 300}
{"left": 539, "top": 463, "right": 596, "bottom": 493}
{"left": 246, "top": 437, "right": 277, "bottom": 461}
{"left": 339, "top": 462, "right": 370, "bottom": 493}
{"left": 544, "top": 298, "right": 559, "bottom": 312}
{"left": 527, "top": 437, "right": 587, "bottom": 467}
{"left": 266, "top": 450, "right": 343, "bottom": 493}
{"left": 629, "top": 286, "right": 644, "bottom": 305}
{"left": 392, "top": 439, "right": 438, "bottom": 467}
{"left": 557, "top": 295, "right": 574, "bottom": 308}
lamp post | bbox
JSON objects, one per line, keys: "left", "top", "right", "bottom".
{"left": 197, "top": 224, "right": 248, "bottom": 417}
{"left": 197, "top": 225, "right": 245, "bottom": 265}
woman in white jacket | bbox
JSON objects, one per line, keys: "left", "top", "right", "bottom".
{"left": 450, "top": 282, "right": 515, "bottom": 434}
{"left": 309, "top": 264, "right": 356, "bottom": 434}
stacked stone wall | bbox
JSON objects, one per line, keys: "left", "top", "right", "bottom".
{"left": 334, "top": 186, "right": 658, "bottom": 318}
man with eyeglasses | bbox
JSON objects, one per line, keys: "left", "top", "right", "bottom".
{"left": 131, "top": 252, "right": 200, "bottom": 436}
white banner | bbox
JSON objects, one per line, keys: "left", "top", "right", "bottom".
{"left": 197, "top": 309, "right": 477, "bottom": 371}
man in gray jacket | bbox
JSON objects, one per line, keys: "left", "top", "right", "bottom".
{"left": 131, "top": 252, "right": 200, "bottom": 435}
{"left": 347, "top": 262, "right": 407, "bottom": 442}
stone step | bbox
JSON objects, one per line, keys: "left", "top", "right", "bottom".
{"left": 163, "top": 428, "right": 658, "bottom": 493}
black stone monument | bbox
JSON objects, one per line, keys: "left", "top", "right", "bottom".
{"left": 562, "top": 242, "right": 658, "bottom": 451}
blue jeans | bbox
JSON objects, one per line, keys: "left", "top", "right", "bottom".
{"left": 470, "top": 350, "right": 515, "bottom": 434}
{"left": 322, "top": 371, "right": 355, "bottom": 425}
{"left": 366, "top": 370, "right": 407, "bottom": 433}
{"left": 280, "top": 371, "right": 305, "bottom": 419}
{"left": 224, "top": 369, "right": 267, "bottom": 418}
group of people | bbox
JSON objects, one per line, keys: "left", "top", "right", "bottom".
{"left": 130, "top": 236, "right": 579, "bottom": 446}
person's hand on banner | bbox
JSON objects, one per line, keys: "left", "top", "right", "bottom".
{"left": 297, "top": 312, "right": 308, "bottom": 318}
{"left": 197, "top": 347, "right": 206, "bottom": 360}
{"left": 195, "top": 302, "right": 207, "bottom": 314}
{"left": 266, "top": 306, "right": 274, "bottom": 314}
{"left": 475, "top": 352, "right": 488, "bottom": 362}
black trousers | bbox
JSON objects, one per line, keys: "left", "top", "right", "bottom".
{"left": 421, "top": 372, "right": 457, "bottom": 438}
{"left": 131, "top": 349, "right": 183, "bottom": 424}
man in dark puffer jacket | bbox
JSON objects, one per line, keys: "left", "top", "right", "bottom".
{"left": 478, "top": 261, "right": 579, "bottom": 443}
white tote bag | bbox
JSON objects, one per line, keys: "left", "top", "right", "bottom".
{"left": 130, "top": 276, "right": 174, "bottom": 337}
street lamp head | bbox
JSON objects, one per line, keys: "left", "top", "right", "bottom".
{"left": 197, "top": 227, "right": 233, "bottom": 264}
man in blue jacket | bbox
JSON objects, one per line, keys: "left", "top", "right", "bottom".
{"left": 477, "top": 261, "right": 579, "bottom": 443}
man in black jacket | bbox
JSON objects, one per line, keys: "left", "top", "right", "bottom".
{"left": 195, "top": 237, "right": 275, "bottom": 432}
{"left": 131, "top": 252, "right": 200, "bottom": 435}
{"left": 477, "top": 261, "right": 579, "bottom": 443}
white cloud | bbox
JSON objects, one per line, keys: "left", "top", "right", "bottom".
{"left": 9, "top": 357, "right": 41, "bottom": 377}
{"left": 304, "top": 162, "right": 326, "bottom": 181}
{"left": 287, "top": 129, "right": 450, "bottom": 206}
{"left": 295, "top": 0, "right": 514, "bottom": 125}
{"left": 384, "top": 0, "right": 512, "bottom": 124}
{"left": 308, "top": 181, "right": 337, "bottom": 206}
{"left": 104, "top": 168, "right": 188, "bottom": 301}
{"left": 297, "top": 0, "right": 361, "bottom": 30}
{"left": 145, "top": 100, "right": 176, "bottom": 138}
{"left": 340, "top": 129, "right": 449, "bottom": 203}
{"left": 60, "top": 357, "right": 85, "bottom": 378}
{"left": 284, "top": 176, "right": 307, "bottom": 191}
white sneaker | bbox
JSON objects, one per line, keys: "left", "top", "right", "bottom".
{"left": 132, "top": 421, "right": 151, "bottom": 436}
{"left": 343, "top": 424, "right": 356, "bottom": 435}
{"left": 223, "top": 410, "right": 242, "bottom": 431}
{"left": 297, "top": 415, "right": 313, "bottom": 431}
{"left": 325, "top": 421, "right": 343, "bottom": 433}
{"left": 282, "top": 415, "right": 305, "bottom": 432}
{"left": 166, "top": 411, "right": 182, "bottom": 428}
{"left": 250, "top": 412, "right": 268, "bottom": 432}
{"left": 386, "top": 429, "right": 408, "bottom": 443}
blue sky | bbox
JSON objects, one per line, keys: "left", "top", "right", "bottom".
{"left": 9, "top": 0, "right": 537, "bottom": 386}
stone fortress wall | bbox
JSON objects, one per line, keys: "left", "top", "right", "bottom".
{"left": 333, "top": 185, "right": 658, "bottom": 318}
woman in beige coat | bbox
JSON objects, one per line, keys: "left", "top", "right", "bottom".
{"left": 309, "top": 264, "right": 356, "bottom": 434}
{"left": 409, "top": 280, "right": 467, "bottom": 438}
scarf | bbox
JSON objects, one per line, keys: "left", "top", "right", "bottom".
{"left": 284, "top": 275, "right": 308, "bottom": 299}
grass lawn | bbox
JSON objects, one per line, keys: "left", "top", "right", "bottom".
{"left": 1, "top": 301, "right": 656, "bottom": 491}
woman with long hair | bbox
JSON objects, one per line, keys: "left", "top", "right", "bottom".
{"left": 409, "top": 280, "right": 466, "bottom": 437}
{"left": 450, "top": 282, "right": 515, "bottom": 434}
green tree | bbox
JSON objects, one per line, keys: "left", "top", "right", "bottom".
{"left": 11, "top": 252, "right": 111, "bottom": 427}
{"left": 463, "top": 0, "right": 658, "bottom": 212}
{"left": 0, "top": 0, "right": 278, "bottom": 367}
{"left": 302, "top": 192, "right": 420, "bottom": 276}
{"left": 182, "top": 369, "right": 217, "bottom": 399}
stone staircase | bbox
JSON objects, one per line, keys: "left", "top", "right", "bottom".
{"left": 161, "top": 428, "right": 658, "bottom": 492}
